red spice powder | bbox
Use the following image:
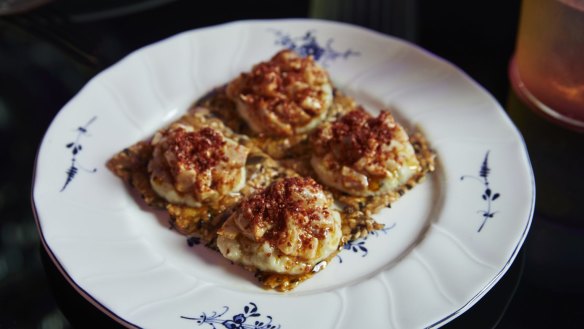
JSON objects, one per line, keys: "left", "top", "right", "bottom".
{"left": 312, "top": 107, "right": 394, "bottom": 165}
{"left": 168, "top": 127, "right": 227, "bottom": 173}
{"left": 239, "top": 50, "right": 324, "bottom": 126}
{"left": 239, "top": 177, "right": 327, "bottom": 246}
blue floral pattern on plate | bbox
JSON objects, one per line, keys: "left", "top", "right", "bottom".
{"left": 461, "top": 151, "right": 501, "bottom": 232}
{"left": 181, "top": 302, "right": 281, "bottom": 329}
{"left": 337, "top": 223, "right": 396, "bottom": 262}
{"left": 271, "top": 29, "right": 359, "bottom": 66}
{"left": 60, "top": 116, "right": 97, "bottom": 191}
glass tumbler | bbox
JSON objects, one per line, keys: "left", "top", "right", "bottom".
{"left": 509, "top": 0, "right": 584, "bottom": 131}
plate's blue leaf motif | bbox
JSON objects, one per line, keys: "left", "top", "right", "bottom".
{"left": 460, "top": 151, "right": 501, "bottom": 232}
{"left": 337, "top": 223, "right": 396, "bottom": 263}
{"left": 181, "top": 302, "right": 281, "bottom": 329}
{"left": 60, "top": 116, "right": 97, "bottom": 191}
{"left": 270, "top": 29, "right": 359, "bottom": 66}
{"left": 186, "top": 236, "right": 201, "bottom": 247}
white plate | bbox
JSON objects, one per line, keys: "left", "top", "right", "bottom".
{"left": 33, "top": 19, "right": 534, "bottom": 329}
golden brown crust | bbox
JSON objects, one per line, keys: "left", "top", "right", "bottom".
{"left": 255, "top": 252, "right": 337, "bottom": 292}
{"left": 106, "top": 141, "right": 166, "bottom": 209}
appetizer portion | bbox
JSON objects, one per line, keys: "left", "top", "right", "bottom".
{"left": 148, "top": 123, "right": 249, "bottom": 207}
{"left": 217, "top": 177, "right": 342, "bottom": 278}
{"left": 107, "top": 49, "right": 436, "bottom": 291}
{"left": 226, "top": 49, "right": 333, "bottom": 137}
{"left": 310, "top": 107, "right": 421, "bottom": 197}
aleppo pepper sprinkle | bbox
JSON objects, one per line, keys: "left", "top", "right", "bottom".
{"left": 169, "top": 127, "right": 227, "bottom": 173}
{"left": 239, "top": 50, "right": 326, "bottom": 125}
{"left": 240, "top": 177, "right": 328, "bottom": 246}
{"left": 312, "top": 107, "right": 394, "bottom": 165}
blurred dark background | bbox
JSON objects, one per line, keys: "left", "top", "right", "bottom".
{"left": 1, "top": 0, "right": 582, "bottom": 328}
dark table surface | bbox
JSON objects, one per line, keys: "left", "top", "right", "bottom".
{"left": 1, "top": 1, "right": 582, "bottom": 328}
